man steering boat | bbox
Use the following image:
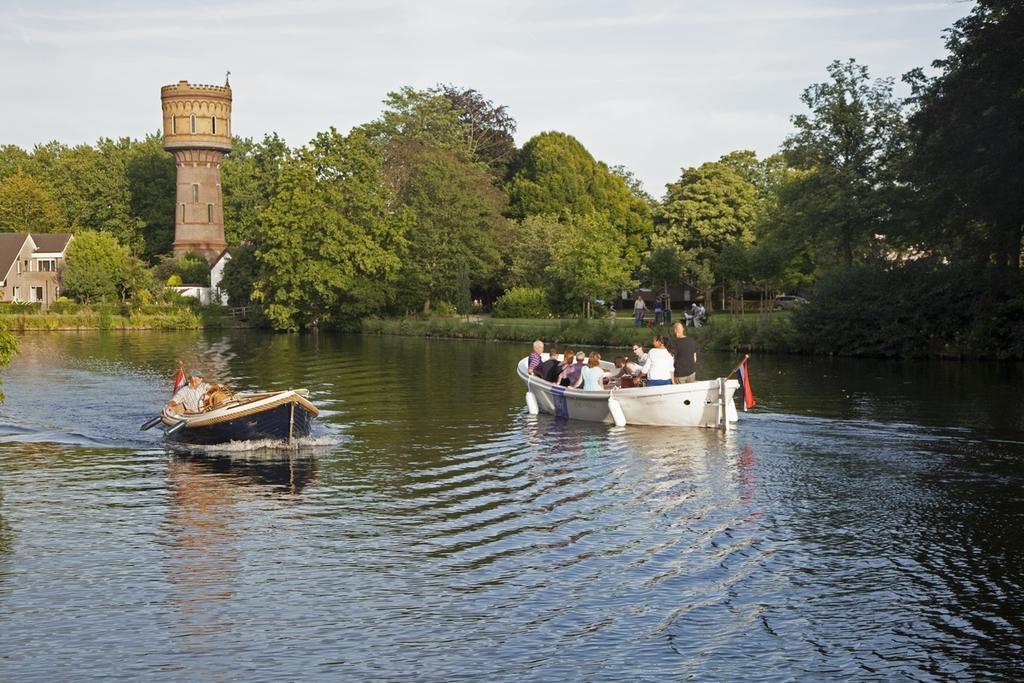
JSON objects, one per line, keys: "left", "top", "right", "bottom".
{"left": 165, "top": 369, "right": 226, "bottom": 414}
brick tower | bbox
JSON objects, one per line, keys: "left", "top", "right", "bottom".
{"left": 161, "top": 79, "right": 232, "bottom": 262}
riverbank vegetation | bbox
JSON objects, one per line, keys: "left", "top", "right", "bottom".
{"left": 0, "top": 301, "right": 243, "bottom": 331}
{"left": 364, "top": 312, "right": 798, "bottom": 354}
{"left": 0, "top": 1, "right": 1019, "bottom": 358}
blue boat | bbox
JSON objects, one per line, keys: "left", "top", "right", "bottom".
{"left": 159, "top": 389, "right": 319, "bottom": 445}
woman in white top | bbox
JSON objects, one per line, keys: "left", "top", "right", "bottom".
{"left": 639, "top": 336, "right": 674, "bottom": 386}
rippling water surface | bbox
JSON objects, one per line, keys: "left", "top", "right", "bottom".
{"left": 0, "top": 331, "right": 1022, "bottom": 680}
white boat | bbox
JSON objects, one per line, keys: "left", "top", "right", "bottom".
{"left": 517, "top": 357, "right": 740, "bottom": 428}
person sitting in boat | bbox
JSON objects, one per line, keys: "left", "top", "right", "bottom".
{"left": 631, "top": 343, "right": 648, "bottom": 367}
{"left": 638, "top": 336, "right": 674, "bottom": 387}
{"left": 559, "top": 351, "right": 586, "bottom": 387}
{"left": 166, "top": 370, "right": 223, "bottom": 414}
{"left": 609, "top": 356, "right": 637, "bottom": 388}
{"left": 536, "top": 347, "right": 562, "bottom": 383}
{"left": 527, "top": 340, "right": 545, "bottom": 378}
{"left": 576, "top": 352, "right": 607, "bottom": 391}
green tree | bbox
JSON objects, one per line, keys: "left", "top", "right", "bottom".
{"left": 781, "top": 59, "right": 907, "bottom": 269}
{"left": 506, "top": 132, "right": 652, "bottom": 266}
{"left": 61, "top": 230, "right": 132, "bottom": 302}
{"left": 0, "top": 170, "right": 65, "bottom": 232}
{"left": 0, "top": 145, "right": 35, "bottom": 181}
{"left": 222, "top": 133, "right": 290, "bottom": 246}
{"left": 44, "top": 139, "right": 144, "bottom": 251}
{"left": 365, "top": 87, "right": 471, "bottom": 159}
{"left": 394, "top": 144, "right": 510, "bottom": 313}
{"left": 504, "top": 213, "right": 563, "bottom": 290}
{"left": 546, "top": 213, "right": 636, "bottom": 317}
{"left": 655, "top": 154, "right": 762, "bottom": 306}
{"left": 125, "top": 134, "right": 176, "bottom": 260}
{"left": 905, "top": 0, "right": 1024, "bottom": 278}
{"left": 251, "top": 129, "right": 407, "bottom": 331}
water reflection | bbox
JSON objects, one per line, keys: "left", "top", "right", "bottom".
{"left": 0, "top": 333, "right": 1022, "bottom": 679}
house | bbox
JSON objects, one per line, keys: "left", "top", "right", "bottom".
{"left": 210, "top": 249, "right": 232, "bottom": 305}
{"left": 0, "top": 233, "right": 73, "bottom": 306}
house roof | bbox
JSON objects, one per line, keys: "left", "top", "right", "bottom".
{"left": 0, "top": 233, "right": 36, "bottom": 283}
{"left": 30, "top": 233, "right": 73, "bottom": 254}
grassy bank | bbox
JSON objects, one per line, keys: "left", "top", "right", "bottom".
{"left": 363, "top": 313, "right": 798, "bottom": 352}
{"left": 0, "top": 303, "right": 243, "bottom": 331}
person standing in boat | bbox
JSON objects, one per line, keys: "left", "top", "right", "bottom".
{"left": 669, "top": 321, "right": 697, "bottom": 383}
{"left": 166, "top": 370, "right": 221, "bottom": 414}
{"left": 639, "top": 336, "right": 674, "bottom": 387}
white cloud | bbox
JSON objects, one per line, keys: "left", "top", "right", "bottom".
{"left": 0, "top": 0, "right": 972, "bottom": 190}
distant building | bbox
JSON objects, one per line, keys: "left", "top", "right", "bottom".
{"left": 161, "top": 79, "right": 232, "bottom": 264}
{"left": 210, "top": 249, "right": 232, "bottom": 305}
{"left": 0, "top": 233, "right": 73, "bottom": 306}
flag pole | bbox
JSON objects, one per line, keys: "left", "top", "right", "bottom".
{"left": 725, "top": 354, "right": 750, "bottom": 379}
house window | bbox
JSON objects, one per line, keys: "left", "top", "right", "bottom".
{"left": 31, "top": 287, "right": 43, "bottom": 303}
{"left": 171, "top": 115, "right": 176, "bottom": 134}
{"left": 207, "top": 203, "right": 213, "bottom": 223}
{"left": 192, "top": 184, "right": 199, "bottom": 204}
{"left": 190, "top": 113, "right": 196, "bottom": 134}
{"left": 212, "top": 116, "right": 217, "bottom": 134}
{"left": 16, "top": 261, "right": 20, "bottom": 274}
{"left": 37, "top": 259, "right": 56, "bottom": 272}
{"left": 13, "top": 287, "right": 20, "bottom": 301}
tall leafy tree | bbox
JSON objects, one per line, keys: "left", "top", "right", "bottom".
{"left": 438, "top": 84, "right": 517, "bottom": 177}
{"left": 545, "top": 213, "right": 636, "bottom": 317}
{"left": 0, "top": 170, "right": 65, "bottom": 232}
{"left": 222, "top": 133, "right": 290, "bottom": 246}
{"left": 781, "top": 59, "right": 907, "bottom": 269}
{"left": 655, "top": 154, "right": 761, "bottom": 304}
{"left": 506, "top": 132, "right": 652, "bottom": 265}
{"left": 905, "top": 0, "right": 1024, "bottom": 277}
{"left": 251, "top": 129, "right": 408, "bottom": 331}
{"left": 125, "top": 134, "right": 176, "bottom": 260}
{"left": 62, "top": 230, "right": 132, "bottom": 302}
{"left": 393, "top": 144, "right": 510, "bottom": 313}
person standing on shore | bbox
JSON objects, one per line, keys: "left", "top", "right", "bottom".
{"left": 669, "top": 321, "right": 697, "bottom": 383}
{"left": 633, "top": 294, "right": 646, "bottom": 327}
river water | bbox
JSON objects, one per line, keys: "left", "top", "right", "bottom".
{"left": 0, "top": 331, "right": 1021, "bottom": 681}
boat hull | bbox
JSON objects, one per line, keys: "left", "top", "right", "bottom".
{"left": 518, "top": 358, "right": 739, "bottom": 428}
{"left": 161, "top": 390, "right": 319, "bottom": 445}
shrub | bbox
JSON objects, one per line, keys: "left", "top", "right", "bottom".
{"left": 492, "top": 287, "right": 550, "bottom": 318}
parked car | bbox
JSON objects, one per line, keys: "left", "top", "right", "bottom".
{"left": 773, "top": 295, "right": 809, "bottom": 310}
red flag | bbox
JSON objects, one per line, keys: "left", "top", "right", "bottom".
{"left": 172, "top": 367, "right": 186, "bottom": 395}
{"left": 737, "top": 358, "right": 756, "bottom": 410}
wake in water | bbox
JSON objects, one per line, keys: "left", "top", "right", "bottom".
{"left": 163, "top": 434, "right": 343, "bottom": 457}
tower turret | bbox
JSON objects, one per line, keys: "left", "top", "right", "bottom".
{"left": 161, "top": 80, "right": 232, "bottom": 262}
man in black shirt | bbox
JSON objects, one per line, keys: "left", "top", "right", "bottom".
{"left": 537, "top": 348, "right": 563, "bottom": 383}
{"left": 669, "top": 321, "right": 697, "bottom": 383}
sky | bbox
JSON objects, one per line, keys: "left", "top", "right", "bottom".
{"left": 1, "top": 0, "right": 973, "bottom": 196}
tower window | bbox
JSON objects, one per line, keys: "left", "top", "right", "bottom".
{"left": 212, "top": 116, "right": 217, "bottom": 134}
{"left": 171, "top": 115, "right": 176, "bottom": 134}
{"left": 207, "top": 204, "right": 213, "bottom": 223}
{"left": 181, "top": 203, "right": 186, "bottom": 222}
{"left": 192, "top": 184, "right": 199, "bottom": 204}
{"left": 190, "top": 113, "right": 196, "bottom": 134}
